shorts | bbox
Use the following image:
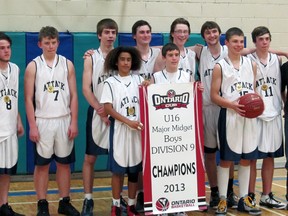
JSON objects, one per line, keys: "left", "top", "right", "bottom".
{"left": 85, "top": 106, "right": 109, "bottom": 156}
{"left": 0, "top": 134, "right": 18, "bottom": 174}
{"left": 257, "top": 115, "right": 283, "bottom": 159}
{"left": 203, "top": 105, "right": 220, "bottom": 153}
{"left": 218, "top": 108, "right": 258, "bottom": 161}
{"left": 34, "top": 116, "right": 75, "bottom": 165}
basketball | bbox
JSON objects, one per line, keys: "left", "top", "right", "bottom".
{"left": 238, "top": 93, "right": 264, "bottom": 118}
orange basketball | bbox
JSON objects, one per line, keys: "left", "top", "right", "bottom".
{"left": 238, "top": 93, "right": 264, "bottom": 118}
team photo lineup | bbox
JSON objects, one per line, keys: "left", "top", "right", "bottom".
{"left": 1, "top": 14, "right": 288, "bottom": 216}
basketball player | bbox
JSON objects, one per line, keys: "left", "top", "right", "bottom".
{"left": 24, "top": 26, "right": 79, "bottom": 216}
{"left": 210, "top": 27, "right": 261, "bottom": 215}
{"left": 247, "top": 26, "right": 286, "bottom": 209}
{"left": 101, "top": 46, "right": 144, "bottom": 216}
{"left": 153, "top": 18, "right": 196, "bottom": 78}
{"left": 0, "top": 33, "right": 25, "bottom": 216}
{"left": 131, "top": 19, "right": 161, "bottom": 213}
{"left": 80, "top": 18, "right": 118, "bottom": 216}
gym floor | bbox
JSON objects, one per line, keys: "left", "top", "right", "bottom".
{"left": 7, "top": 168, "right": 288, "bottom": 216}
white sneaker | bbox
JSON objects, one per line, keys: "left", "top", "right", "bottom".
{"left": 259, "top": 192, "right": 286, "bottom": 210}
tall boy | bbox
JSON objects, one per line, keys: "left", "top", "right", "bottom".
{"left": 25, "top": 26, "right": 79, "bottom": 216}
{"left": 210, "top": 27, "right": 261, "bottom": 215}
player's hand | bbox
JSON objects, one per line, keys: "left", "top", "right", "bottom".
{"left": 101, "top": 116, "right": 110, "bottom": 126}
{"left": 68, "top": 123, "right": 78, "bottom": 140}
{"left": 17, "top": 122, "right": 24, "bottom": 137}
{"left": 231, "top": 100, "right": 245, "bottom": 116}
{"left": 127, "top": 120, "right": 144, "bottom": 131}
{"left": 196, "top": 81, "right": 204, "bottom": 92}
{"left": 29, "top": 126, "right": 40, "bottom": 143}
{"left": 83, "top": 49, "right": 95, "bottom": 59}
{"left": 96, "top": 105, "right": 107, "bottom": 118}
{"left": 141, "top": 80, "right": 150, "bottom": 87}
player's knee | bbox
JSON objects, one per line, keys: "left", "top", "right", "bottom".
{"left": 128, "top": 172, "right": 139, "bottom": 183}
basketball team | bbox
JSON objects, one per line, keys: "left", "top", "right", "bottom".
{"left": 1, "top": 17, "right": 288, "bottom": 216}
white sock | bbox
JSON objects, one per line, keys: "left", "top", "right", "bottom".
{"left": 128, "top": 198, "right": 136, "bottom": 206}
{"left": 113, "top": 198, "right": 120, "bottom": 207}
{"left": 217, "top": 166, "right": 229, "bottom": 199}
{"left": 238, "top": 165, "right": 250, "bottom": 198}
{"left": 84, "top": 193, "right": 92, "bottom": 200}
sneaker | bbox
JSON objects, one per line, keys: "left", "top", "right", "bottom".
{"left": 135, "top": 192, "right": 144, "bottom": 213}
{"left": 127, "top": 205, "right": 139, "bottom": 216}
{"left": 248, "top": 192, "right": 256, "bottom": 203}
{"left": 80, "top": 198, "right": 94, "bottom": 216}
{"left": 0, "top": 203, "right": 25, "bottom": 216}
{"left": 111, "top": 206, "right": 121, "bottom": 216}
{"left": 227, "top": 192, "right": 238, "bottom": 209}
{"left": 215, "top": 199, "right": 227, "bottom": 215}
{"left": 37, "top": 199, "right": 50, "bottom": 216}
{"left": 259, "top": 192, "right": 286, "bottom": 209}
{"left": 173, "top": 212, "right": 188, "bottom": 216}
{"left": 237, "top": 196, "right": 261, "bottom": 215}
{"left": 209, "top": 191, "right": 220, "bottom": 209}
{"left": 120, "top": 196, "right": 128, "bottom": 213}
{"left": 58, "top": 197, "right": 80, "bottom": 216}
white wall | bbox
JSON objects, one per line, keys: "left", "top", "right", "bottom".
{"left": 2, "top": 0, "right": 288, "bottom": 52}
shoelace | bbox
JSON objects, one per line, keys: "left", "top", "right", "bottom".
{"left": 267, "top": 193, "right": 281, "bottom": 204}
{"left": 244, "top": 196, "right": 256, "bottom": 208}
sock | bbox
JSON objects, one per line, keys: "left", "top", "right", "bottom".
{"left": 238, "top": 165, "right": 250, "bottom": 198}
{"left": 227, "top": 178, "right": 234, "bottom": 195}
{"left": 128, "top": 198, "right": 136, "bottom": 206}
{"left": 217, "top": 166, "right": 229, "bottom": 199}
{"left": 84, "top": 193, "right": 92, "bottom": 200}
{"left": 113, "top": 198, "right": 121, "bottom": 207}
{"left": 211, "top": 186, "right": 219, "bottom": 193}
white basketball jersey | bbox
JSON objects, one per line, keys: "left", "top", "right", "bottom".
{"left": 199, "top": 45, "right": 228, "bottom": 106}
{"left": 0, "top": 63, "right": 19, "bottom": 136}
{"left": 247, "top": 52, "right": 281, "bottom": 120}
{"left": 152, "top": 69, "right": 191, "bottom": 84}
{"left": 218, "top": 56, "right": 255, "bottom": 101}
{"left": 178, "top": 48, "right": 196, "bottom": 80}
{"left": 133, "top": 47, "right": 161, "bottom": 80}
{"left": 91, "top": 49, "right": 112, "bottom": 100}
{"left": 34, "top": 55, "right": 70, "bottom": 118}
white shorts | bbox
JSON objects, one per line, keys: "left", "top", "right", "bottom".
{"left": 203, "top": 105, "right": 220, "bottom": 152}
{"left": 0, "top": 133, "right": 18, "bottom": 174}
{"left": 257, "top": 115, "right": 284, "bottom": 158}
{"left": 35, "top": 116, "right": 74, "bottom": 163}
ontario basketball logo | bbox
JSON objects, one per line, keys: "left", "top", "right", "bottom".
{"left": 152, "top": 89, "right": 190, "bottom": 110}
{"left": 156, "top": 197, "right": 170, "bottom": 212}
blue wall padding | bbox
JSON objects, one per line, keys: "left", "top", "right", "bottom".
{"left": 25, "top": 32, "right": 74, "bottom": 173}
{"left": 162, "top": 33, "right": 206, "bottom": 46}
{"left": 118, "top": 33, "right": 163, "bottom": 46}
{"left": 6, "top": 32, "right": 27, "bottom": 174}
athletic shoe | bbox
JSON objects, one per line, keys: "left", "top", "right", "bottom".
{"left": 135, "top": 191, "right": 144, "bottom": 213}
{"left": 127, "top": 205, "right": 139, "bottom": 216}
{"left": 37, "top": 199, "right": 50, "bottom": 216}
{"left": 209, "top": 191, "right": 220, "bottom": 209}
{"left": 80, "top": 198, "right": 94, "bottom": 216}
{"left": 227, "top": 192, "right": 238, "bottom": 209}
{"left": 58, "top": 197, "right": 80, "bottom": 216}
{"left": 259, "top": 192, "right": 286, "bottom": 209}
{"left": 215, "top": 199, "right": 227, "bottom": 215}
{"left": 172, "top": 212, "right": 188, "bottom": 216}
{"left": 248, "top": 192, "right": 256, "bottom": 203}
{"left": 111, "top": 206, "right": 121, "bottom": 216}
{"left": 120, "top": 196, "right": 128, "bottom": 213}
{"left": 0, "top": 203, "right": 25, "bottom": 216}
{"left": 237, "top": 196, "right": 261, "bottom": 215}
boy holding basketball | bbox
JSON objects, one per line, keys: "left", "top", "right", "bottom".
{"left": 247, "top": 26, "right": 285, "bottom": 209}
{"left": 210, "top": 27, "right": 261, "bottom": 215}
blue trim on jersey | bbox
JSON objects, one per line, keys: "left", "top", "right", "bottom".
{"left": 85, "top": 105, "right": 108, "bottom": 156}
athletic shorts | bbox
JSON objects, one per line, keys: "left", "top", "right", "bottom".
{"left": 218, "top": 108, "right": 258, "bottom": 161}
{"left": 0, "top": 134, "right": 18, "bottom": 174}
{"left": 203, "top": 104, "right": 220, "bottom": 153}
{"left": 257, "top": 115, "right": 284, "bottom": 158}
{"left": 85, "top": 106, "right": 109, "bottom": 156}
{"left": 34, "top": 116, "right": 75, "bottom": 165}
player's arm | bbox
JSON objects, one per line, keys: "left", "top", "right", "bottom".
{"left": 210, "top": 64, "right": 244, "bottom": 115}
{"left": 153, "top": 52, "right": 165, "bottom": 73}
{"left": 67, "top": 60, "right": 79, "bottom": 140}
{"left": 281, "top": 63, "right": 288, "bottom": 112}
{"left": 187, "top": 44, "right": 203, "bottom": 60}
{"left": 252, "top": 61, "right": 258, "bottom": 92}
{"left": 17, "top": 113, "right": 24, "bottom": 137}
{"left": 24, "top": 61, "right": 39, "bottom": 143}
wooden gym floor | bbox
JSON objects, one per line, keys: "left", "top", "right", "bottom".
{"left": 7, "top": 168, "right": 288, "bottom": 216}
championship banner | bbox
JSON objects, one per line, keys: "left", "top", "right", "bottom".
{"left": 139, "top": 82, "right": 207, "bottom": 215}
